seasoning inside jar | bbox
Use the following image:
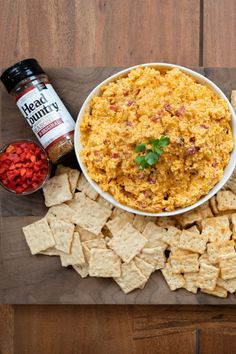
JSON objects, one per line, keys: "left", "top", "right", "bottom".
{"left": 0, "top": 59, "right": 75, "bottom": 163}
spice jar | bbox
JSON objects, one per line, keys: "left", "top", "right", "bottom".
{"left": 1, "top": 59, "right": 75, "bottom": 163}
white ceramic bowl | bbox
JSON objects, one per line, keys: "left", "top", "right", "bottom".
{"left": 75, "top": 63, "right": 236, "bottom": 216}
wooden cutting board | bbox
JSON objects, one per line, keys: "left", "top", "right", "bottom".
{"left": 1, "top": 67, "right": 236, "bottom": 304}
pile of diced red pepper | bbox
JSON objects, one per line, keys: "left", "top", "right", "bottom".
{"left": 0, "top": 142, "right": 49, "bottom": 194}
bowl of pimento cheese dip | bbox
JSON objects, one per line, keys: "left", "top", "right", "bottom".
{"left": 75, "top": 63, "right": 236, "bottom": 216}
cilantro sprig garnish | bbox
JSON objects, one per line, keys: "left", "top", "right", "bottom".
{"left": 135, "top": 136, "right": 170, "bottom": 170}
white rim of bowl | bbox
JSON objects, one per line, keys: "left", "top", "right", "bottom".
{"left": 75, "top": 63, "right": 236, "bottom": 216}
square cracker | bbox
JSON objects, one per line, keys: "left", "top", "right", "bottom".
{"left": 96, "top": 195, "right": 114, "bottom": 210}
{"left": 77, "top": 174, "right": 98, "bottom": 200}
{"left": 195, "top": 263, "right": 219, "bottom": 291}
{"left": 216, "top": 190, "right": 236, "bottom": 211}
{"left": 73, "top": 264, "right": 89, "bottom": 278}
{"left": 199, "top": 253, "right": 212, "bottom": 266}
{"left": 201, "top": 285, "right": 227, "bottom": 298}
{"left": 106, "top": 214, "right": 134, "bottom": 236}
{"left": 46, "top": 203, "right": 76, "bottom": 224}
{"left": 201, "top": 216, "right": 231, "bottom": 243}
{"left": 114, "top": 261, "right": 147, "bottom": 294}
{"left": 133, "top": 215, "right": 148, "bottom": 233}
{"left": 75, "top": 225, "right": 103, "bottom": 242}
{"left": 183, "top": 272, "right": 198, "bottom": 294}
{"left": 170, "top": 254, "right": 199, "bottom": 274}
{"left": 156, "top": 216, "right": 176, "bottom": 228}
{"left": 43, "top": 173, "right": 73, "bottom": 207}
{"left": 23, "top": 217, "right": 55, "bottom": 255}
{"left": 108, "top": 222, "right": 146, "bottom": 263}
{"left": 60, "top": 232, "right": 86, "bottom": 267}
{"left": 56, "top": 165, "right": 80, "bottom": 195}
{"left": 217, "top": 277, "right": 236, "bottom": 293}
{"left": 161, "top": 262, "right": 185, "bottom": 291}
{"left": 50, "top": 219, "right": 74, "bottom": 254}
{"left": 207, "top": 240, "right": 235, "bottom": 264}
{"left": 176, "top": 202, "right": 213, "bottom": 227}
{"left": 219, "top": 253, "right": 236, "bottom": 280}
{"left": 162, "top": 226, "right": 181, "bottom": 247}
{"left": 89, "top": 249, "right": 121, "bottom": 277}
{"left": 134, "top": 257, "right": 155, "bottom": 279}
{"left": 178, "top": 230, "right": 208, "bottom": 254}
{"left": 139, "top": 247, "right": 166, "bottom": 269}
{"left": 142, "top": 222, "right": 167, "bottom": 249}
{"left": 67, "top": 192, "right": 111, "bottom": 235}
{"left": 83, "top": 239, "right": 107, "bottom": 261}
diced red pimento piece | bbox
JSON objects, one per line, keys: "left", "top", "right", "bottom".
{"left": 0, "top": 141, "right": 49, "bottom": 194}
{"left": 176, "top": 105, "right": 186, "bottom": 116}
{"left": 109, "top": 104, "right": 118, "bottom": 111}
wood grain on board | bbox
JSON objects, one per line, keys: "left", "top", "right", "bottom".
{"left": 0, "top": 0, "right": 200, "bottom": 68}
{"left": 8, "top": 305, "right": 236, "bottom": 354}
{"left": 204, "top": 0, "right": 236, "bottom": 66}
{"left": 0, "top": 305, "right": 14, "bottom": 354}
{"left": 1, "top": 67, "right": 236, "bottom": 305}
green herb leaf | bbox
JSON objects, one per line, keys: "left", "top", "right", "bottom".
{"left": 145, "top": 151, "right": 159, "bottom": 165}
{"left": 153, "top": 146, "right": 163, "bottom": 155}
{"left": 134, "top": 136, "right": 169, "bottom": 169}
{"left": 135, "top": 155, "right": 146, "bottom": 164}
{"left": 135, "top": 143, "right": 146, "bottom": 153}
{"left": 158, "top": 136, "right": 170, "bottom": 147}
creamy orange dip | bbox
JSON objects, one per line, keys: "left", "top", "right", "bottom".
{"left": 80, "top": 67, "right": 234, "bottom": 212}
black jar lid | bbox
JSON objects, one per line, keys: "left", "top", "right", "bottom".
{"left": 0, "top": 58, "right": 45, "bottom": 93}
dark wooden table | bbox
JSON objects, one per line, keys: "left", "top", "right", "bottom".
{"left": 1, "top": 67, "right": 236, "bottom": 306}
{"left": 2, "top": 1, "right": 236, "bottom": 353}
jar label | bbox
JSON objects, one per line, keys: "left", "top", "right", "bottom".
{"left": 16, "top": 83, "right": 75, "bottom": 149}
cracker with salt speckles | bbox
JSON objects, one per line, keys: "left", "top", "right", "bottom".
{"left": 199, "top": 253, "right": 212, "bottom": 266}
{"left": 170, "top": 247, "right": 193, "bottom": 256}
{"left": 201, "top": 216, "right": 231, "bottom": 243}
{"left": 96, "top": 195, "right": 114, "bottom": 210}
{"left": 216, "top": 190, "right": 236, "bottom": 211}
{"left": 82, "top": 239, "right": 107, "bottom": 261}
{"left": 67, "top": 192, "right": 111, "bottom": 235}
{"left": 162, "top": 226, "right": 181, "bottom": 247}
{"left": 178, "top": 230, "right": 208, "bottom": 254}
{"left": 176, "top": 201, "right": 213, "bottom": 227}
{"left": 142, "top": 222, "right": 167, "bottom": 249}
{"left": 108, "top": 222, "right": 146, "bottom": 263}
{"left": 133, "top": 215, "right": 148, "bottom": 232}
{"left": 156, "top": 216, "right": 176, "bottom": 228}
{"left": 201, "top": 285, "right": 227, "bottom": 298}
{"left": 106, "top": 215, "right": 134, "bottom": 236}
{"left": 89, "top": 249, "right": 121, "bottom": 277}
{"left": 73, "top": 264, "right": 89, "bottom": 278}
{"left": 75, "top": 225, "right": 103, "bottom": 242}
{"left": 56, "top": 165, "right": 80, "bottom": 195}
{"left": 170, "top": 254, "right": 199, "bottom": 274}
{"left": 134, "top": 257, "right": 155, "bottom": 279}
{"left": 77, "top": 174, "right": 98, "bottom": 200}
{"left": 139, "top": 247, "right": 166, "bottom": 269}
{"left": 23, "top": 218, "right": 55, "bottom": 255}
{"left": 195, "top": 263, "right": 219, "bottom": 291}
{"left": 50, "top": 219, "right": 74, "bottom": 254}
{"left": 60, "top": 232, "right": 86, "bottom": 267}
{"left": 161, "top": 262, "right": 185, "bottom": 291}
{"left": 217, "top": 277, "right": 236, "bottom": 294}
{"left": 46, "top": 203, "right": 76, "bottom": 224}
{"left": 43, "top": 173, "right": 73, "bottom": 207}
{"left": 207, "top": 240, "right": 235, "bottom": 264}
{"left": 183, "top": 272, "right": 198, "bottom": 294}
{"left": 114, "top": 261, "right": 147, "bottom": 294}
{"left": 219, "top": 253, "right": 236, "bottom": 280}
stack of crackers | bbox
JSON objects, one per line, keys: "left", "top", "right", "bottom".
{"left": 22, "top": 162, "right": 236, "bottom": 297}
